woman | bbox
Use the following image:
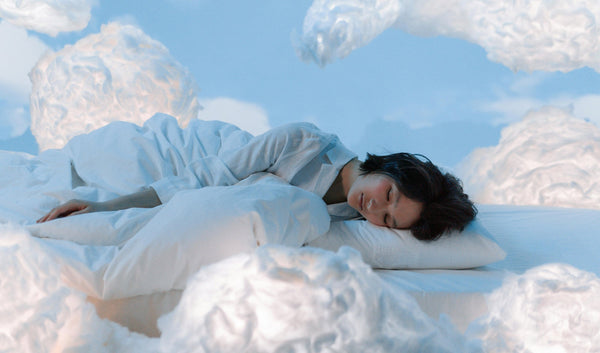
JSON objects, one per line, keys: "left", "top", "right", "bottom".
{"left": 37, "top": 114, "right": 476, "bottom": 240}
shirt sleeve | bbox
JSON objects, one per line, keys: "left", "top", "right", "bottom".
{"left": 149, "top": 123, "right": 345, "bottom": 203}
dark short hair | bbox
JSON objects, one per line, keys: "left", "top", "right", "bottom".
{"left": 359, "top": 153, "right": 477, "bottom": 241}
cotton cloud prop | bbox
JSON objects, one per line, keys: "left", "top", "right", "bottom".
{"left": 159, "top": 245, "right": 472, "bottom": 352}
{"left": 471, "top": 263, "right": 600, "bottom": 352}
{"left": 5, "top": 226, "right": 600, "bottom": 351}
{"left": 29, "top": 22, "right": 200, "bottom": 151}
{"left": 0, "top": 226, "right": 156, "bottom": 353}
{"left": 457, "top": 106, "right": 600, "bottom": 209}
{"left": 1, "top": 231, "right": 472, "bottom": 352}
{"left": 298, "top": 0, "right": 600, "bottom": 72}
{"left": 0, "top": 0, "right": 92, "bottom": 36}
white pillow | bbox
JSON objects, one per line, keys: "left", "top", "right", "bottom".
{"left": 102, "top": 174, "right": 331, "bottom": 299}
{"left": 307, "top": 219, "right": 505, "bottom": 269}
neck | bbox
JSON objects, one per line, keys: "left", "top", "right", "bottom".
{"left": 323, "top": 158, "right": 361, "bottom": 204}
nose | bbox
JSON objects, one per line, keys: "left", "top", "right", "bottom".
{"left": 367, "top": 197, "right": 383, "bottom": 212}
{"left": 365, "top": 198, "right": 385, "bottom": 221}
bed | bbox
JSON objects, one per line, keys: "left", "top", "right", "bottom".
{"left": 379, "top": 204, "right": 600, "bottom": 333}
{"left": 77, "top": 204, "right": 600, "bottom": 340}
{"left": 1, "top": 115, "right": 598, "bottom": 351}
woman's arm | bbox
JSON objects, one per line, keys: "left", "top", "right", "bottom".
{"left": 150, "top": 123, "right": 344, "bottom": 203}
{"left": 37, "top": 187, "right": 161, "bottom": 223}
{"left": 102, "top": 187, "right": 162, "bottom": 210}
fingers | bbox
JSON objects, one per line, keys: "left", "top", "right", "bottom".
{"left": 36, "top": 208, "right": 62, "bottom": 223}
{"left": 36, "top": 200, "right": 88, "bottom": 223}
{"left": 67, "top": 208, "right": 91, "bottom": 217}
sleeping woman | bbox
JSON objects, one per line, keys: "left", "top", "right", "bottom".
{"left": 37, "top": 114, "right": 476, "bottom": 241}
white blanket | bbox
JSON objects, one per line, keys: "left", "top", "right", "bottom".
{"left": 0, "top": 116, "right": 332, "bottom": 299}
{"left": 0, "top": 114, "right": 252, "bottom": 224}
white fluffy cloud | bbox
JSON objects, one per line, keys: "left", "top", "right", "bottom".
{"left": 159, "top": 245, "right": 470, "bottom": 352}
{"left": 545, "top": 94, "right": 600, "bottom": 129}
{"left": 197, "top": 97, "right": 271, "bottom": 136}
{"left": 0, "top": 0, "right": 92, "bottom": 36}
{"left": 0, "top": 226, "right": 156, "bottom": 353}
{"left": 29, "top": 22, "right": 201, "bottom": 151}
{"left": 478, "top": 96, "right": 544, "bottom": 124}
{"left": 457, "top": 106, "right": 600, "bottom": 209}
{"left": 1, "top": 234, "right": 472, "bottom": 352}
{"left": 473, "top": 263, "right": 600, "bottom": 352}
{"left": 0, "top": 21, "right": 47, "bottom": 139}
{"left": 480, "top": 78, "right": 600, "bottom": 125}
{"left": 4, "top": 226, "right": 599, "bottom": 351}
{"left": 0, "top": 104, "right": 29, "bottom": 139}
{"left": 298, "top": 0, "right": 600, "bottom": 72}
{"left": 0, "top": 21, "right": 48, "bottom": 100}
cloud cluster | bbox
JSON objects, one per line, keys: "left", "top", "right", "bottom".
{"left": 159, "top": 245, "right": 471, "bottom": 352}
{"left": 0, "top": 21, "right": 48, "bottom": 100}
{"left": 1, "top": 234, "right": 471, "bottom": 352}
{"left": 4, "top": 228, "right": 598, "bottom": 351}
{"left": 297, "top": 0, "right": 401, "bottom": 65}
{"left": 0, "top": 226, "right": 156, "bottom": 353}
{"left": 0, "top": 21, "right": 48, "bottom": 139}
{"left": 298, "top": 0, "right": 600, "bottom": 72}
{"left": 472, "top": 263, "right": 600, "bottom": 352}
{"left": 478, "top": 73, "right": 600, "bottom": 127}
{"left": 0, "top": 104, "right": 28, "bottom": 139}
{"left": 0, "top": 0, "right": 92, "bottom": 36}
{"left": 29, "top": 22, "right": 201, "bottom": 151}
{"left": 457, "top": 106, "right": 600, "bottom": 209}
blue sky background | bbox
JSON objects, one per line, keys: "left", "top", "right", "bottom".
{"left": 1, "top": 0, "right": 599, "bottom": 169}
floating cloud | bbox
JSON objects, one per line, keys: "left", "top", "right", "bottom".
{"left": 5, "top": 228, "right": 599, "bottom": 351}
{"left": 29, "top": 22, "right": 201, "bottom": 151}
{"left": 197, "top": 97, "right": 271, "bottom": 136}
{"left": 2, "top": 235, "right": 471, "bottom": 352}
{"left": 297, "top": 0, "right": 401, "bottom": 65}
{"left": 159, "top": 245, "right": 471, "bottom": 352}
{"left": 0, "top": 226, "right": 156, "bottom": 353}
{"left": 479, "top": 72, "right": 600, "bottom": 126}
{"left": 471, "top": 263, "right": 600, "bottom": 352}
{"left": 0, "top": 104, "right": 29, "bottom": 139}
{"left": 0, "top": 21, "right": 48, "bottom": 100}
{"left": 0, "top": 21, "right": 47, "bottom": 140}
{"left": 0, "top": 0, "right": 92, "bottom": 36}
{"left": 480, "top": 93, "right": 600, "bottom": 127}
{"left": 298, "top": 0, "right": 600, "bottom": 72}
{"left": 457, "top": 106, "right": 600, "bottom": 209}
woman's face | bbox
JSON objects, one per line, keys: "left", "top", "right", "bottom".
{"left": 347, "top": 173, "right": 423, "bottom": 229}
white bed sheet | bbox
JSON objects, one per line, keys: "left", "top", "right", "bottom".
{"left": 479, "top": 204, "right": 600, "bottom": 275}
{"left": 373, "top": 204, "right": 600, "bottom": 332}
{"left": 90, "top": 204, "right": 600, "bottom": 336}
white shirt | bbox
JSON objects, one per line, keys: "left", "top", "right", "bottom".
{"left": 146, "top": 118, "right": 360, "bottom": 219}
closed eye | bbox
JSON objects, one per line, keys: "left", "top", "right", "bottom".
{"left": 387, "top": 187, "right": 392, "bottom": 202}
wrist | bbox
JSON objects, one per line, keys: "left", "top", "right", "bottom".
{"left": 98, "top": 199, "right": 119, "bottom": 212}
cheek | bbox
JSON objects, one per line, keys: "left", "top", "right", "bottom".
{"left": 347, "top": 187, "right": 360, "bottom": 208}
{"left": 369, "top": 180, "right": 388, "bottom": 198}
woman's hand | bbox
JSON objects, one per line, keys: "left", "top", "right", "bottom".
{"left": 36, "top": 188, "right": 161, "bottom": 223}
{"left": 36, "top": 199, "right": 106, "bottom": 223}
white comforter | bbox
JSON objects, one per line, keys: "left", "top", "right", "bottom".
{"left": 0, "top": 115, "right": 331, "bottom": 299}
{"left": 0, "top": 114, "right": 250, "bottom": 223}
